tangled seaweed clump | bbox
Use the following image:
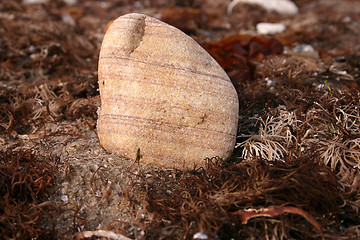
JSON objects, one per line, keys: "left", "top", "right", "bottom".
{"left": 123, "top": 153, "right": 359, "bottom": 239}
{"left": 0, "top": 149, "right": 58, "bottom": 239}
{"left": 119, "top": 88, "right": 360, "bottom": 239}
{"left": 238, "top": 90, "right": 360, "bottom": 194}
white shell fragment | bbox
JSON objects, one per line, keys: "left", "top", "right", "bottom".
{"left": 97, "top": 13, "right": 239, "bottom": 169}
{"left": 228, "top": 0, "right": 298, "bottom": 15}
{"left": 256, "top": 22, "right": 286, "bottom": 35}
{"left": 193, "top": 232, "right": 211, "bottom": 239}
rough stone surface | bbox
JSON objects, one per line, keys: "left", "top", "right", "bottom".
{"left": 97, "top": 13, "right": 239, "bottom": 169}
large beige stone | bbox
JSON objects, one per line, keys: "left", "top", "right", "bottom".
{"left": 97, "top": 13, "right": 238, "bottom": 169}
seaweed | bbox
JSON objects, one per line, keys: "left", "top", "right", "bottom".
{"left": 0, "top": 149, "right": 58, "bottom": 239}
{"left": 123, "top": 153, "right": 357, "bottom": 239}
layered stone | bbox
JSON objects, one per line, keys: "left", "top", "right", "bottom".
{"left": 97, "top": 13, "right": 238, "bottom": 169}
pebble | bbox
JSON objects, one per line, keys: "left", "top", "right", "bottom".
{"left": 97, "top": 13, "right": 239, "bottom": 169}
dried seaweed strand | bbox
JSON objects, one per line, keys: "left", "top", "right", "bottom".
{"left": 232, "top": 204, "right": 324, "bottom": 240}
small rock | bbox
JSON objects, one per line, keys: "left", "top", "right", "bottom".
{"left": 97, "top": 13, "right": 239, "bottom": 170}
{"left": 292, "top": 44, "right": 319, "bottom": 58}
{"left": 61, "top": 195, "right": 69, "bottom": 203}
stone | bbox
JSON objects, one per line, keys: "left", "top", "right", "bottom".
{"left": 97, "top": 13, "right": 238, "bottom": 169}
